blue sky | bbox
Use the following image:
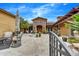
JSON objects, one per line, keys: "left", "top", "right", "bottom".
{"left": 0, "top": 3, "right": 79, "bottom": 22}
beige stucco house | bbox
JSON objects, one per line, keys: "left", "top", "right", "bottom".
{"left": 32, "top": 17, "right": 53, "bottom": 33}
{"left": 0, "top": 8, "right": 16, "bottom": 37}
{"left": 52, "top": 7, "right": 79, "bottom": 36}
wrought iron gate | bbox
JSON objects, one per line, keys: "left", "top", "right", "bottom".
{"left": 49, "top": 31, "right": 74, "bottom": 56}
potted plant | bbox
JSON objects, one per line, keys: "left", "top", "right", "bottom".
{"left": 36, "top": 33, "right": 39, "bottom": 37}
{"left": 39, "top": 32, "right": 41, "bottom": 37}
{"left": 62, "top": 37, "right": 67, "bottom": 42}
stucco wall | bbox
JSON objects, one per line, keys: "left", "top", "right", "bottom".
{"left": 0, "top": 11, "right": 16, "bottom": 37}
{"left": 59, "top": 23, "right": 71, "bottom": 36}
{"left": 33, "top": 18, "right": 47, "bottom": 32}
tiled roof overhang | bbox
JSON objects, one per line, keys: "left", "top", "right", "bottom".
{"left": 32, "top": 17, "right": 47, "bottom": 21}
{"left": 0, "top": 8, "right": 16, "bottom": 18}
{"left": 53, "top": 8, "right": 79, "bottom": 26}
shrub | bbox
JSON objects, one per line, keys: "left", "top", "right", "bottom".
{"left": 62, "top": 37, "right": 67, "bottom": 42}
{"left": 68, "top": 37, "right": 79, "bottom": 43}
{"left": 36, "top": 33, "right": 39, "bottom": 37}
{"left": 39, "top": 32, "right": 41, "bottom": 37}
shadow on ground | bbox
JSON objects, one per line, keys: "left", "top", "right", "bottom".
{"left": 11, "top": 40, "right": 21, "bottom": 48}
{"left": 0, "top": 40, "right": 12, "bottom": 50}
{"left": 0, "top": 39, "right": 21, "bottom": 50}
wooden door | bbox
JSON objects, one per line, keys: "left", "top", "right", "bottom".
{"left": 37, "top": 25, "right": 42, "bottom": 33}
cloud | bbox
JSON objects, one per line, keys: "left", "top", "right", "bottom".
{"left": 24, "top": 3, "right": 63, "bottom": 22}
{"left": 7, "top": 3, "right": 55, "bottom": 17}
{"left": 49, "top": 3, "right": 55, "bottom": 7}
{"left": 18, "top": 5, "right": 31, "bottom": 13}
{"left": 23, "top": 3, "right": 57, "bottom": 22}
{"left": 40, "top": 3, "right": 55, "bottom": 8}
{"left": 18, "top": 5, "right": 26, "bottom": 9}
{"left": 63, "top": 3, "right": 68, "bottom": 5}
{"left": 7, "top": 8, "right": 17, "bottom": 14}
{"left": 7, "top": 5, "right": 30, "bottom": 14}
{"left": 32, "top": 7, "right": 50, "bottom": 17}
{"left": 8, "top": 5, "right": 26, "bottom": 11}
{"left": 32, "top": 3, "right": 55, "bottom": 17}
{"left": 5, "top": 3, "right": 64, "bottom": 22}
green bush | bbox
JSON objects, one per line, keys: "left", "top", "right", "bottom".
{"left": 39, "top": 32, "right": 41, "bottom": 37}
{"left": 36, "top": 32, "right": 41, "bottom": 37}
{"left": 36, "top": 33, "right": 39, "bottom": 37}
{"left": 68, "top": 38, "right": 79, "bottom": 43}
{"left": 62, "top": 37, "right": 67, "bottom": 42}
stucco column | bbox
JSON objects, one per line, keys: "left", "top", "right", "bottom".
{"left": 33, "top": 25, "right": 37, "bottom": 33}
{"left": 33, "top": 26, "right": 34, "bottom": 32}
{"left": 42, "top": 25, "right": 46, "bottom": 32}
{"left": 35, "top": 25, "right": 37, "bottom": 33}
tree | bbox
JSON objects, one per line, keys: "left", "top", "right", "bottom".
{"left": 64, "top": 14, "right": 79, "bottom": 36}
{"left": 73, "top": 14, "right": 79, "bottom": 22}
{"left": 20, "top": 19, "right": 29, "bottom": 32}
{"left": 71, "top": 14, "right": 79, "bottom": 31}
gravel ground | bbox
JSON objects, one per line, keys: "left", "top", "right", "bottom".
{"left": 0, "top": 34, "right": 49, "bottom": 56}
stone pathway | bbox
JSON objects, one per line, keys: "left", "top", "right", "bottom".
{"left": 0, "top": 34, "right": 49, "bottom": 56}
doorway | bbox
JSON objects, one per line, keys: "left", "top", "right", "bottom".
{"left": 37, "top": 25, "right": 42, "bottom": 33}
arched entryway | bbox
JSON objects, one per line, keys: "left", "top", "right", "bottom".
{"left": 37, "top": 25, "right": 42, "bottom": 33}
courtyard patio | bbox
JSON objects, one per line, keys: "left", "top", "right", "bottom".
{"left": 0, "top": 33, "right": 49, "bottom": 56}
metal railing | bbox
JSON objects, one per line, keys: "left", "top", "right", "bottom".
{"left": 49, "top": 31, "right": 74, "bottom": 56}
